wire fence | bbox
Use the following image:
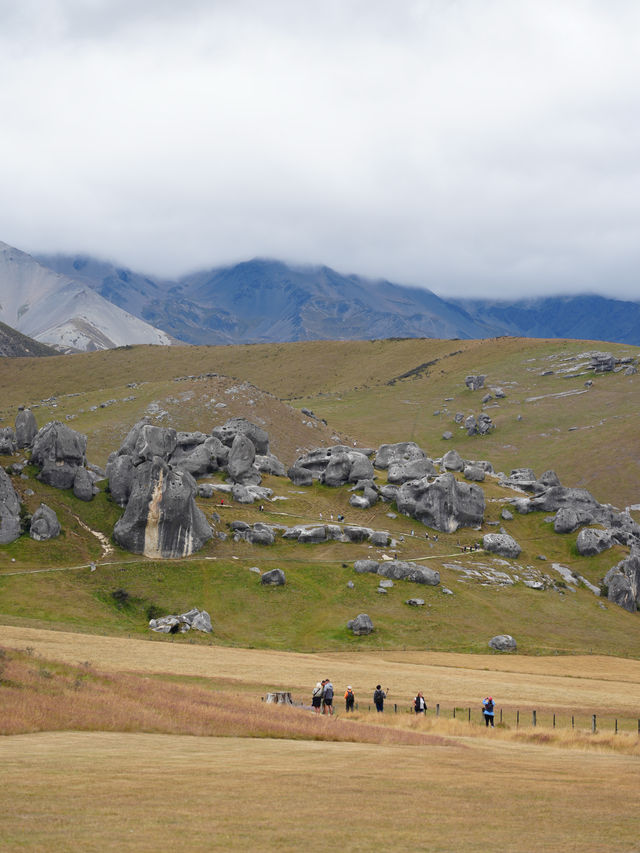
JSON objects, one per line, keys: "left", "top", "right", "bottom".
{"left": 352, "top": 702, "right": 640, "bottom": 734}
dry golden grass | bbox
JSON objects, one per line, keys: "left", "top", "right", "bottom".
{"left": 2, "top": 731, "right": 639, "bottom": 852}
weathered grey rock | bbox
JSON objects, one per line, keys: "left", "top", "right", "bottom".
{"left": 346, "top": 580, "right": 355, "bottom": 589}
{"left": 132, "top": 424, "right": 177, "bottom": 464}
{"left": 464, "top": 465, "right": 485, "bottom": 482}
{"left": 374, "top": 442, "right": 426, "bottom": 470}
{"left": 554, "top": 507, "right": 580, "bottom": 533}
{"left": 590, "top": 352, "right": 616, "bottom": 373}
{"left": 625, "top": 365, "right": 638, "bottom": 376}
{"left": 493, "top": 388, "right": 506, "bottom": 399}
{"left": 261, "top": 568, "right": 286, "bottom": 586}
{"left": 379, "top": 484, "right": 399, "bottom": 502}
{"left": 378, "top": 560, "right": 440, "bottom": 585}
{"left": 169, "top": 431, "right": 209, "bottom": 464}
{"left": 298, "top": 526, "right": 328, "bottom": 544}
{"left": 244, "top": 524, "right": 276, "bottom": 545}
{"left": 348, "top": 452, "right": 375, "bottom": 483}
{"left": 442, "top": 449, "right": 464, "bottom": 471}
{"left": 369, "top": 530, "right": 390, "bottom": 546}
{"left": 388, "top": 458, "right": 436, "bottom": 484}
{"left": 73, "top": 467, "right": 97, "bottom": 501}
{"left": 0, "top": 427, "right": 16, "bottom": 455}
{"left": 322, "top": 449, "right": 353, "bottom": 487}
{"left": 354, "top": 559, "right": 380, "bottom": 574}
{"left": 501, "top": 508, "right": 514, "bottom": 521}
{"left": 476, "top": 413, "right": 495, "bottom": 435}
{"left": 454, "top": 412, "right": 465, "bottom": 424}
{"left": 29, "top": 503, "right": 61, "bottom": 541}
{"left": 349, "top": 493, "right": 373, "bottom": 509}
{"left": 347, "top": 613, "right": 374, "bottom": 635}
{"left": 31, "top": 421, "right": 87, "bottom": 489}
{"left": 15, "top": 408, "right": 38, "bottom": 449}
{"left": 212, "top": 418, "right": 270, "bottom": 454}
{"left": 255, "top": 453, "right": 287, "bottom": 477}
{"left": 405, "top": 598, "right": 425, "bottom": 606}
{"left": 0, "top": 467, "right": 21, "bottom": 544}
{"left": 149, "top": 607, "right": 212, "bottom": 634}
{"left": 481, "top": 393, "right": 492, "bottom": 404}
{"left": 604, "top": 550, "right": 640, "bottom": 611}
{"left": 465, "top": 375, "right": 486, "bottom": 391}
{"left": 538, "top": 470, "right": 561, "bottom": 488}
{"left": 576, "top": 527, "right": 614, "bottom": 556}
{"left": 397, "top": 472, "right": 485, "bottom": 533}
{"left": 464, "top": 415, "right": 477, "bottom": 435}
{"left": 530, "top": 487, "right": 602, "bottom": 526}
{"left": 343, "top": 526, "right": 372, "bottom": 543}
{"left": 106, "top": 453, "right": 135, "bottom": 507}
{"left": 113, "top": 458, "right": 212, "bottom": 558}
{"left": 489, "top": 634, "right": 517, "bottom": 652}
{"left": 231, "top": 483, "right": 257, "bottom": 503}
{"left": 377, "top": 586, "right": 388, "bottom": 594}
{"left": 227, "top": 433, "right": 258, "bottom": 484}
{"left": 287, "top": 464, "right": 313, "bottom": 486}
{"left": 483, "top": 533, "right": 522, "bottom": 558}
{"left": 379, "top": 579, "right": 394, "bottom": 588}
{"left": 171, "top": 437, "right": 222, "bottom": 477}
{"left": 198, "top": 483, "right": 215, "bottom": 498}
{"left": 502, "top": 468, "right": 538, "bottom": 490}
{"left": 442, "top": 431, "right": 453, "bottom": 440}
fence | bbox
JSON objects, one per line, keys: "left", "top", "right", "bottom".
{"left": 353, "top": 702, "right": 640, "bottom": 734}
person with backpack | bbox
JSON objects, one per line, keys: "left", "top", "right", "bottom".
{"left": 373, "top": 685, "right": 388, "bottom": 712}
{"left": 482, "top": 696, "right": 495, "bottom": 727}
{"left": 414, "top": 691, "right": 427, "bottom": 714}
{"left": 344, "top": 686, "right": 355, "bottom": 712}
{"left": 322, "top": 679, "right": 334, "bottom": 715}
{"left": 311, "top": 680, "right": 324, "bottom": 713}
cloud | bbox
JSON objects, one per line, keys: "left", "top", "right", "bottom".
{"left": 1, "top": 0, "right": 639, "bottom": 298}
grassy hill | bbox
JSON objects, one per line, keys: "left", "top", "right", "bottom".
{"left": 1, "top": 336, "right": 639, "bottom": 656}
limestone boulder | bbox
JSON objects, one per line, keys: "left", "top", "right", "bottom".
{"left": 171, "top": 437, "right": 222, "bottom": 477}
{"left": 322, "top": 449, "right": 352, "bottom": 487}
{"left": 465, "top": 375, "right": 486, "bottom": 391}
{"left": 397, "top": 472, "right": 485, "bottom": 533}
{"left": 576, "top": 528, "right": 614, "bottom": 557}
{"left": 227, "top": 433, "right": 259, "bottom": 484}
{"left": 132, "top": 424, "right": 177, "bottom": 464}
{"left": 29, "top": 503, "right": 61, "bottom": 541}
{"left": 554, "top": 507, "right": 580, "bottom": 534}
{"left": 73, "top": 467, "right": 97, "bottom": 501}
{"left": 149, "top": 608, "right": 212, "bottom": 634}
{"left": 31, "top": 421, "right": 87, "bottom": 489}
{"left": 0, "top": 427, "right": 16, "bottom": 455}
{"left": 212, "top": 418, "right": 270, "bottom": 454}
{"left": 287, "top": 464, "right": 314, "bottom": 486}
{"left": 347, "top": 613, "right": 374, "bottom": 635}
{"left": 388, "top": 458, "right": 436, "bottom": 484}
{"left": 378, "top": 560, "right": 440, "bottom": 586}
{"left": 354, "top": 559, "right": 380, "bottom": 574}
{"left": 442, "top": 449, "right": 465, "bottom": 471}
{"left": 464, "top": 465, "right": 485, "bottom": 482}
{"left": 483, "top": 533, "right": 522, "bottom": 558}
{"left": 604, "top": 549, "right": 640, "bottom": 612}
{"left": 113, "top": 458, "right": 212, "bottom": 558}
{"left": 255, "top": 453, "right": 287, "bottom": 477}
{"left": 374, "top": 442, "right": 426, "bottom": 470}
{"left": 489, "top": 634, "right": 517, "bottom": 652}
{"left": 261, "top": 568, "right": 286, "bottom": 586}
{"left": 106, "top": 453, "right": 135, "bottom": 507}
{"left": 15, "top": 408, "right": 38, "bottom": 448}
{"left": 0, "top": 467, "right": 21, "bottom": 544}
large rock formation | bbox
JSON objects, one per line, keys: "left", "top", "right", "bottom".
{"left": 29, "top": 504, "right": 61, "bottom": 541}
{"left": 0, "top": 428, "right": 16, "bottom": 455}
{"left": 31, "top": 421, "right": 87, "bottom": 489}
{"left": 0, "top": 467, "right": 21, "bottom": 544}
{"left": 354, "top": 559, "right": 440, "bottom": 585}
{"left": 212, "top": 417, "right": 270, "bottom": 455}
{"left": 387, "top": 458, "right": 436, "bottom": 484}
{"left": 289, "top": 446, "right": 374, "bottom": 487}
{"left": 15, "top": 408, "right": 38, "bottom": 449}
{"left": 576, "top": 527, "right": 614, "bottom": 556}
{"left": 374, "top": 442, "right": 426, "bottom": 470}
{"left": 149, "top": 608, "right": 212, "bottom": 634}
{"left": 482, "top": 533, "right": 522, "bottom": 559}
{"left": 106, "top": 453, "right": 135, "bottom": 507}
{"left": 396, "top": 472, "right": 485, "bottom": 532}
{"left": 227, "top": 433, "right": 260, "bottom": 484}
{"left": 603, "top": 549, "right": 640, "bottom": 612}
{"left": 113, "top": 458, "right": 212, "bottom": 558}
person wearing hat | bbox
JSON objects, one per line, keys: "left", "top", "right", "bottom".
{"left": 312, "top": 680, "right": 324, "bottom": 713}
{"left": 482, "top": 696, "right": 495, "bottom": 727}
{"left": 344, "top": 685, "right": 355, "bottom": 712}
{"left": 322, "top": 678, "right": 334, "bottom": 715}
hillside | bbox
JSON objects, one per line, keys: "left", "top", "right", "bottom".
{"left": 0, "top": 336, "right": 639, "bottom": 657}
{"left": 0, "top": 321, "right": 59, "bottom": 358}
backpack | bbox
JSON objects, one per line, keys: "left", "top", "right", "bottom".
{"left": 485, "top": 699, "right": 494, "bottom": 713}
{"left": 346, "top": 689, "right": 354, "bottom": 700}
{"left": 324, "top": 684, "right": 334, "bottom": 700}
{"left": 374, "top": 689, "right": 384, "bottom": 704}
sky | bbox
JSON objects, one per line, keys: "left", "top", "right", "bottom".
{"left": 1, "top": 0, "right": 640, "bottom": 299}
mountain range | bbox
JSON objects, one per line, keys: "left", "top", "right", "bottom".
{"left": 0, "top": 238, "right": 638, "bottom": 352}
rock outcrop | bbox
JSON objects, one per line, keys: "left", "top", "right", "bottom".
{"left": 374, "top": 442, "right": 426, "bottom": 470}
{"left": 113, "top": 458, "right": 212, "bottom": 558}
{"left": 15, "top": 408, "right": 38, "bottom": 448}
{"left": 29, "top": 504, "right": 61, "bottom": 541}
{"left": 396, "top": 472, "right": 485, "bottom": 532}
{"left": 603, "top": 549, "right": 640, "bottom": 612}
{"left": 482, "top": 533, "right": 522, "bottom": 559}
{"left": 0, "top": 467, "right": 21, "bottom": 544}
{"left": 576, "top": 527, "right": 614, "bottom": 556}
{"left": 465, "top": 375, "right": 486, "bottom": 391}
{"left": 347, "top": 613, "right": 374, "bottom": 635}
{"left": 31, "top": 421, "right": 87, "bottom": 489}
{"left": 354, "top": 559, "right": 440, "bottom": 585}
{"left": 261, "top": 568, "right": 286, "bottom": 586}
{"left": 149, "top": 608, "right": 212, "bottom": 633}
{"left": 289, "top": 446, "right": 374, "bottom": 487}
{"left": 0, "top": 428, "right": 16, "bottom": 455}
{"left": 489, "top": 634, "right": 517, "bottom": 651}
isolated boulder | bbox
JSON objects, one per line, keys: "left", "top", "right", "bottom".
{"left": 149, "top": 608, "right": 212, "bottom": 634}
{"left": 354, "top": 559, "right": 380, "bottom": 574}
{"left": 374, "top": 442, "right": 426, "bottom": 470}
{"left": 378, "top": 560, "right": 440, "bottom": 586}
{"left": 113, "top": 458, "right": 212, "bottom": 558}
{"left": 590, "top": 352, "right": 616, "bottom": 373}
{"left": 31, "top": 421, "right": 87, "bottom": 489}
{"left": 489, "top": 634, "right": 517, "bottom": 652}
{"left": 29, "top": 503, "right": 61, "bottom": 541}
{"left": 0, "top": 428, "right": 16, "bottom": 455}
{"left": 0, "top": 467, "right": 21, "bottom": 544}
{"left": 106, "top": 453, "right": 135, "bottom": 507}
{"left": 397, "top": 472, "right": 485, "bottom": 532}
{"left": 261, "top": 568, "right": 286, "bottom": 586}
{"left": 347, "top": 613, "right": 374, "bottom": 635}
{"left": 465, "top": 375, "right": 486, "bottom": 391}
{"left": 15, "top": 408, "right": 38, "bottom": 449}
{"left": 576, "top": 528, "right": 614, "bottom": 556}
{"left": 482, "top": 533, "right": 522, "bottom": 559}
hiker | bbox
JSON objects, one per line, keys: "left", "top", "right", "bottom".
{"left": 344, "top": 685, "right": 355, "bottom": 712}
{"left": 373, "top": 685, "right": 387, "bottom": 712}
{"left": 312, "top": 681, "right": 323, "bottom": 713}
{"left": 482, "top": 696, "right": 495, "bottom": 727}
{"left": 323, "top": 679, "right": 334, "bottom": 715}
{"left": 414, "top": 691, "right": 427, "bottom": 714}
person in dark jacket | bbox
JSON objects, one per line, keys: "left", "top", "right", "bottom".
{"left": 344, "top": 686, "right": 355, "bottom": 712}
{"left": 414, "top": 692, "right": 427, "bottom": 714}
{"left": 322, "top": 679, "right": 334, "bottom": 715}
{"left": 482, "top": 696, "right": 495, "bottom": 727}
{"left": 373, "top": 685, "right": 387, "bottom": 712}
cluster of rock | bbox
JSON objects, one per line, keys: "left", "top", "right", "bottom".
{"left": 229, "top": 520, "right": 391, "bottom": 547}
{"left": 354, "top": 559, "right": 440, "bottom": 586}
{"left": 589, "top": 352, "right": 637, "bottom": 375}
{"left": 149, "top": 607, "right": 212, "bottom": 633}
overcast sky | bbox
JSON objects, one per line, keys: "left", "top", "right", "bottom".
{"left": 1, "top": 0, "right": 640, "bottom": 299}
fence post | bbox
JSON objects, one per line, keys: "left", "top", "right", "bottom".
{"left": 532, "top": 710, "right": 537, "bottom": 727}
{"left": 468, "top": 707, "right": 471, "bottom": 723}
{"left": 615, "top": 718, "right": 618, "bottom": 735}
{"left": 592, "top": 714, "right": 597, "bottom": 733}
{"left": 553, "top": 713, "right": 556, "bottom": 729}
{"left": 571, "top": 715, "right": 574, "bottom": 729}
{"left": 453, "top": 706, "right": 456, "bottom": 719}
{"left": 394, "top": 703, "right": 397, "bottom": 713}
{"left": 637, "top": 719, "right": 640, "bottom": 736}
{"left": 516, "top": 710, "right": 519, "bottom": 728}
{"left": 436, "top": 703, "right": 440, "bottom": 717}
{"left": 500, "top": 709, "right": 503, "bottom": 724}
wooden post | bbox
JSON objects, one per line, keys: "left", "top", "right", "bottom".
{"left": 615, "top": 718, "right": 618, "bottom": 735}
{"left": 500, "top": 709, "right": 503, "bottom": 724}
{"left": 436, "top": 703, "right": 440, "bottom": 717}
{"left": 592, "top": 714, "right": 597, "bottom": 733}
{"left": 453, "top": 706, "right": 456, "bottom": 719}
{"left": 532, "top": 710, "right": 537, "bottom": 727}
{"left": 572, "top": 715, "right": 575, "bottom": 729}
{"left": 516, "top": 710, "right": 519, "bottom": 728}
{"left": 468, "top": 707, "right": 471, "bottom": 723}
{"left": 394, "top": 703, "right": 397, "bottom": 713}
{"left": 553, "top": 713, "right": 556, "bottom": 728}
